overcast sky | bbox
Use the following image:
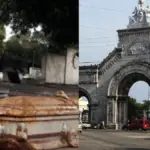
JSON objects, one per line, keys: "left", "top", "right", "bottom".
{"left": 79, "top": 0, "right": 150, "bottom": 102}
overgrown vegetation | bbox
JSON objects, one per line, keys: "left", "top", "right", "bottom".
{"left": 128, "top": 97, "right": 150, "bottom": 120}
{"left": 4, "top": 31, "right": 47, "bottom": 66}
{"left": 0, "top": 0, "right": 78, "bottom": 51}
{"left": 0, "top": 0, "right": 78, "bottom": 72}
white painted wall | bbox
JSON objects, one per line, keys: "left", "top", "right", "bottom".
{"left": 43, "top": 54, "right": 66, "bottom": 84}
{"left": 42, "top": 48, "right": 79, "bottom": 85}
{"left": 65, "top": 48, "right": 79, "bottom": 84}
{"left": 29, "top": 67, "right": 42, "bottom": 78}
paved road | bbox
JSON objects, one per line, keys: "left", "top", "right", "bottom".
{"left": 61, "top": 129, "right": 150, "bottom": 150}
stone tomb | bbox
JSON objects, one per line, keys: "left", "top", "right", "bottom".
{"left": 0, "top": 91, "right": 79, "bottom": 150}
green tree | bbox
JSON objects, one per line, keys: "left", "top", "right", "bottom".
{"left": 0, "top": 0, "right": 78, "bottom": 51}
{"left": 4, "top": 31, "right": 46, "bottom": 67}
{"left": 127, "top": 97, "right": 150, "bottom": 120}
{"left": 128, "top": 97, "right": 137, "bottom": 120}
{"left": 136, "top": 102, "right": 144, "bottom": 119}
{"left": 142, "top": 100, "right": 150, "bottom": 111}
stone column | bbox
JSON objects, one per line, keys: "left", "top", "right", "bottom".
{"left": 113, "top": 99, "right": 118, "bottom": 130}
{"left": 88, "top": 105, "right": 91, "bottom": 123}
{"left": 107, "top": 97, "right": 118, "bottom": 129}
{"left": 107, "top": 99, "right": 113, "bottom": 125}
{"left": 118, "top": 102, "right": 120, "bottom": 123}
{"left": 123, "top": 102, "right": 128, "bottom": 124}
{"left": 118, "top": 102, "right": 122, "bottom": 124}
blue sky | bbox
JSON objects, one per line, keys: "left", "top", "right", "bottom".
{"left": 79, "top": 0, "right": 150, "bottom": 102}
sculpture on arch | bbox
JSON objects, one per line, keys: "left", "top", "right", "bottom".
{"left": 127, "top": 0, "right": 150, "bottom": 28}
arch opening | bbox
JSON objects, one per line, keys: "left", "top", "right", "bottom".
{"left": 129, "top": 81, "right": 149, "bottom": 103}
{"left": 79, "top": 88, "right": 91, "bottom": 123}
{"left": 117, "top": 72, "right": 150, "bottom": 125}
{"left": 118, "top": 73, "right": 150, "bottom": 96}
{"left": 106, "top": 59, "right": 150, "bottom": 127}
{"left": 79, "top": 96, "right": 89, "bottom": 112}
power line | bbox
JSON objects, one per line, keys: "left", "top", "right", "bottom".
{"left": 80, "top": 37, "right": 118, "bottom": 44}
{"left": 80, "top": 25, "right": 115, "bottom": 31}
{"left": 80, "top": 38, "right": 117, "bottom": 43}
{"left": 80, "top": 36, "right": 115, "bottom": 40}
{"left": 80, "top": 61, "right": 101, "bottom": 64}
{"left": 79, "top": 56, "right": 147, "bottom": 65}
{"left": 80, "top": 41, "right": 116, "bottom": 44}
{"left": 79, "top": 4, "right": 126, "bottom": 12}
{"left": 80, "top": 44, "right": 116, "bottom": 48}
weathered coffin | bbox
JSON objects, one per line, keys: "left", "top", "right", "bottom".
{"left": 0, "top": 91, "right": 79, "bottom": 150}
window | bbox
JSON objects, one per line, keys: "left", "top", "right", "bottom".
{"left": 139, "top": 120, "right": 143, "bottom": 124}
{"left": 131, "top": 120, "right": 137, "bottom": 124}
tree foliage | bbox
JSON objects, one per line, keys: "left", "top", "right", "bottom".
{"left": 0, "top": 0, "right": 78, "bottom": 50}
{"left": 128, "top": 97, "right": 138, "bottom": 120}
{"left": 4, "top": 31, "right": 46, "bottom": 66}
{"left": 142, "top": 100, "right": 150, "bottom": 111}
{"left": 128, "top": 97, "right": 150, "bottom": 120}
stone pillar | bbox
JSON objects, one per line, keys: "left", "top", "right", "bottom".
{"left": 120, "top": 102, "right": 124, "bottom": 123}
{"left": 118, "top": 102, "right": 122, "bottom": 124}
{"left": 107, "top": 100, "right": 113, "bottom": 125}
{"left": 118, "top": 101, "right": 123, "bottom": 129}
{"left": 113, "top": 100, "right": 118, "bottom": 130}
{"left": 118, "top": 102, "right": 120, "bottom": 123}
{"left": 123, "top": 102, "right": 128, "bottom": 124}
{"left": 107, "top": 97, "right": 118, "bottom": 129}
{"left": 88, "top": 105, "right": 91, "bottom": 123}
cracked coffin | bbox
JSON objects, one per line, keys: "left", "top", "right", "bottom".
{"left": 0, "top": 91, "right": 79, "bottom": 150}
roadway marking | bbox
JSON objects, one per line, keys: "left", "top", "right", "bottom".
{"left": 125, "top": 135, "right": 150, "bottom": 138}
{"left": 110, "top": 132, "right": 150, "bottom": 139}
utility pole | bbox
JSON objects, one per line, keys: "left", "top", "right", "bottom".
{"left": 96, "top": 65, "right": 99, "bottom": 88}
{"left": 148, "top": 86, "right": 150, "bottom": 109}
{"left": 146, "top": 85, "right": 150, "bottom": 119}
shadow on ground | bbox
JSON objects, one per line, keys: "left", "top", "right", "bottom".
{"left": 144, "top": 138, "right": 150, "bottom": 140}
{"left": 115, "top": 148, "right": 150, "bottom": 150}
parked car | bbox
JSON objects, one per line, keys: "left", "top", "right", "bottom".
{"left": 122, "top": 120, "right": 131, "bottom": 131}
{"left": 122, "top": 119, "right": 150, "bottom": 131}
{"left": 82, "top": 123, "right": 91, "bottom": 129}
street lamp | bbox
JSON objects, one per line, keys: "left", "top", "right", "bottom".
{"left": 146, "top": 86, "right": 150, "bottom": 119}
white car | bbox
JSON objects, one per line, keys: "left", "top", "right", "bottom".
{"left": 82, "top": 123, "right": 91, "bottom": 129}
{"left": 78, "top": 123, "right": 82, "bottom": 133}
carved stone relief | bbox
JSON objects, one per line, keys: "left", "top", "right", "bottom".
{"left": 124, "top": 39, "right": 150, "bottom": 55}
{"left": 128, "top": 42, "right": 146, "bottom": 54}
{"left": 107, "top": 101, "right": 113, "bottom": 123}
{"left": 119, "top": 32, "right": 150, "bottom": 56}
{"left": 101, "top": 55, "right": 121, "bottom": 75}
{"left": 79, "top": 71, "right": 97, "bottom": 83}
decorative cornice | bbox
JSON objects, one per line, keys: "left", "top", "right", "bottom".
{"left": 79, "top": 64, "right": 98, "bottom": 70}
{"left": 80, "top": 48, "right": 122, "bottom": 71}
{"left": 117, "top": 27, "right": 150, "bottom": 33}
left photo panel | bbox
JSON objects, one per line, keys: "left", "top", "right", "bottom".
{"left": 0, "top": 0, "right": 79, "bottom": 150}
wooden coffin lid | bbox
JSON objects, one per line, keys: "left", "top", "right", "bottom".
{"left": 0, "top": 91, "right": 79, "bottom": 117}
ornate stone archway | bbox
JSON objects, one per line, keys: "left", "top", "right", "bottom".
{"left": 107, "top": 62, "right": 150, "bottom": 128}
{"left": 79, "top": 0, "right": 150, "bottom": 129}
{"left": 108, "top": 62, "right": 150, "bottom": 96}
